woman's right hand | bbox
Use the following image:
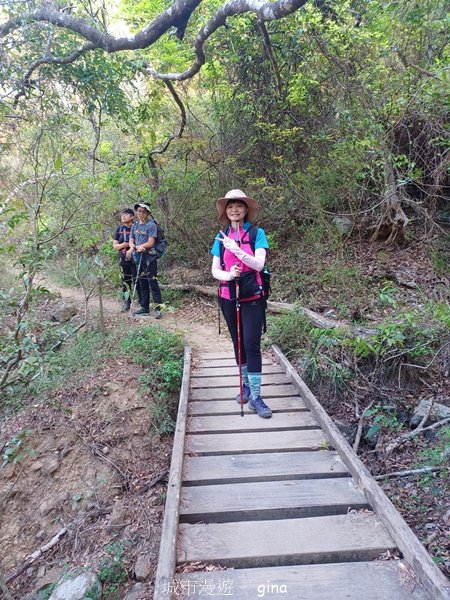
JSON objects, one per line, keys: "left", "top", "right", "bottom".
{"left": 230, "top": 264, "right": 241, "bottom": 279}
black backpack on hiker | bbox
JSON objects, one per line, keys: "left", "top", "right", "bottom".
{"left": 149, "top": 220, "right": 169, "bottom": 259}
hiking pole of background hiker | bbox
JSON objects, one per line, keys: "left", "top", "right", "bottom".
{"left": 131, "top": 253, "right": 143, "bottom": 308}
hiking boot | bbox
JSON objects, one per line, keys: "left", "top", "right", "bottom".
{"left": 154, "top": 307, "right": 162, "bottom": 319}
{"left": 248, "top": 396, "right": 272, "bottom": 418}
{"left": 132, "top": 307, "right": 150, "bottom": 316}
{"left": 235, "top": 384, "right": 251, "bottom": 404}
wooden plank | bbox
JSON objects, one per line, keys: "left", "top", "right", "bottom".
{"left": 153, "top": 347, "right": 192, "bottom": 599}
{"left": 190, "top": 373, "right": 290, "bottom": 388}
{"left": 194, "top": 364, "right": 283, "bottom": 377}
{"left": 177, "top": 512, "right": 396, "bottom": 567}
{"left": 183, "top": 451, "right": 349, "bottom": 485}
{"left": 187, "top": 411, "right": 319, "bottom": 434}
{"left": 273, "top": 345, "right": 450, "bottom": 600}
{"left": 174, "top": 561, "right": 431, "bottom": 599}
{"left": 196, "top": 352, "right": 236, "bottom": 360}
{"left": 191, "top": 383, "right": 297, "bottom": 401}
{"left": 195, "top": 357, "right": 272, "bottom": 368}
{"left": 180, "top": 478, "right": 369, "bottom": 523}
{"left": 188, "top": 396, "right": 307, "bottom": 415}
{"left": 186, "top": 430, "right": 329, "bottom": 455}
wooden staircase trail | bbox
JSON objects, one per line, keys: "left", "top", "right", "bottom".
{"left": 154, "top": 347, "right": 450, "bottom": 600}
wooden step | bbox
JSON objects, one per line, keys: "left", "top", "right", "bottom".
{"left": 174, "top": 561, "right": 430, "bottom": 599}
{"left": 177, "top": 512, "right": 396, "bottom": 567}
{"left": 187, "top": 411, "right": 318, "bottom": 434}
{"left": 194, "top": 364, "right": 283, "bottom": 377}
{"left": 195, "top": 357, "right": 272, "bottom": 368}
{"left": 189, "top": 396, "right": 307, "bottom": 415}
{"left": 186, "top": 430, "right": 329, "bottom": 455}
{"left": 191, "top": 384, "right": 297, "bottom": 401}
{"left": 183, "top": 451, "right": 348, "bottom": 485}
{"left": 180, "top": 478, "right": 369, "bottom": 523}
{"left": 190, "top": 373, "right": 291, "bottom": 388}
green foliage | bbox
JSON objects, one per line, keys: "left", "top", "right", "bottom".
{"left": 98, "top": 541, "right": 128, "bottom": 598}
{"left": 363, "top": 405, "right": 402, "bottom": 439}
{"left": 378, "top": 282, "right": 399, "bottom": 308}
{"left": 1, "top": 429, "right": 32, "bottom": 467}
{"left": 33, "top": 330, "right": 110, "bottom": 399}
{"left": 268, "top": 301, "right": 450, "bottom": 396}
{"left": 416, "top": 427, "right": 450, "bottom": 470}
{"left": 120, "top": 326, "right": 184, "bottom": 436}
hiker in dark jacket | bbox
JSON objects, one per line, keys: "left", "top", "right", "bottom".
{"left": 127, "top": 202, "right": 162, "bottom": 318}
{"left": 113, "top": 208, "right": 141, "bottom": 312}
{"left": 210, "top": 189, "right": 272, "bottom": 418}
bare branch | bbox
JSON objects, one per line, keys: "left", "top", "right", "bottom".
{"left": 374, "top": 466, "right": 442, "bottom": 481}
{"left": 384, "top": 416, "right": 450, "bottom": 456}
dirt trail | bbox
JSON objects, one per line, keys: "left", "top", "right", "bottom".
{"left": 38, "top": 276, "right": 234, "bottom": 355}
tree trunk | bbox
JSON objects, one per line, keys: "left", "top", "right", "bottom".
{"left": 371, "top": 146, "right": 409, "bottom": 245}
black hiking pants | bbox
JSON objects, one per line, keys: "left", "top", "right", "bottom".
{"left": 220, "top": 296, "right": 265, "bottom": 372}
{"left": 120, "top": 259, "right": 141, "bottom": 305}
{"left": 137, "top": 255, "right": 162, "bottom": 309}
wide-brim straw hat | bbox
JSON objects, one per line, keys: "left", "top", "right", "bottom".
{"left": 216, "top": 189, "right": 259, "bottom": 226}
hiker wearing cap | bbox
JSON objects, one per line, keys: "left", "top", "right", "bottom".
{"left": 113, "top": 208, "right": 141, "bottom": 312}
{"left": 127, "top": 202, "right": 162, "bottom": 318}
{"left": 210, "top": 190, "right": 272, "bottom": 418}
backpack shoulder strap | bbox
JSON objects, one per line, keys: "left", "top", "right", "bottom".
{"left": 219, "top": 226, "right": 231, "bottom": 269}
{"left": 248, "top": 225, "right": 258, "bottom": 253}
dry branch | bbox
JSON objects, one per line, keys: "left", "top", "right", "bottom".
{"left": 374, "top": 466, "right": 442, "bottom": 481}
{"left": 5, "top": 527, "right": 68, "bottom": 584}
{"left": 384, "top": 417, "right": 450, "bottom": 456}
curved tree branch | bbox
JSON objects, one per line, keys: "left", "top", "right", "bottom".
{"left": 2, "top": 0, "right": 309, "bottom": 87}
{"left": 13, "top": 44, "right": 95, "bottom": 106}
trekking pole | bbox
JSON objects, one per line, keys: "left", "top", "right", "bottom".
{"left": 235, "top": 266, "right": 244, "bottom": 417}
{"left": 131, "top": 253, "right": 143, "bottom": 308}
{"left": 232, "top": 222, "right": 244, "bottom": 417}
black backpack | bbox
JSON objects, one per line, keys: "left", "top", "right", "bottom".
{"left": 150, "top": 220, "right": 168, "bottom": 259}
{"left": 219, "top": 225, "right": 271, "bottom": 299}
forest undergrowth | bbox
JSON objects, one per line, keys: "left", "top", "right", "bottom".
{"left": 1, "top": 220, "right": 448, "bottom": 600}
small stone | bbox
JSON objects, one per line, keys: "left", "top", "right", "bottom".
{"left": 101, "top": 446, "right": 109, "bottom": 455}
{"left": 30, "top": 461, "right": 43, "bottom": 472}
{"left": 26, "top": 567, "right": 34, "bottom": 577}
{"left": 36, "top": 566, "right": 64, "bottom": 591}
{"left": 333, "top": 419, "right": 357, "bottom": 445}
{"left": 108, "top": 499, "right": 127, "bottom": 530}
{"left": 42, "top": 457, "right": 59, "bottom": 476}
{"left": 134, "top": 553, "right": 153, "bottom": 581}
{"left": 50, "top": 304, "right": 78, "bottom": 323}
{"left": 410, "top": 399, "right": 450, "bottom": 428}
{"left": 332, "top": 216, "right": 353, "bottom": 235}
{"left": 48, "top": 572, "right": 101, "bottom": 600}
{"left": 39, "top": 499, "right": 56, "bottom": 517}
{"left": 37, "top": 565, "right": 46, "bottom": 577}
{"left": 124, "top": 583, "right": 146, "bottom": 600}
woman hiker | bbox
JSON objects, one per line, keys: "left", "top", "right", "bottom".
{"left": 210, "top": 189, "right": 272, "bottom": 418}
{"left": 113, "top": 207, "right": 142, "bottom": 312}
{"left": 127, "top": 202, "right": 162, "bottom": 318}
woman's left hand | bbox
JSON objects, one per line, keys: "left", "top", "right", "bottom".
{"left": 216, "top": 230, "right": 240, "bottom": 253}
